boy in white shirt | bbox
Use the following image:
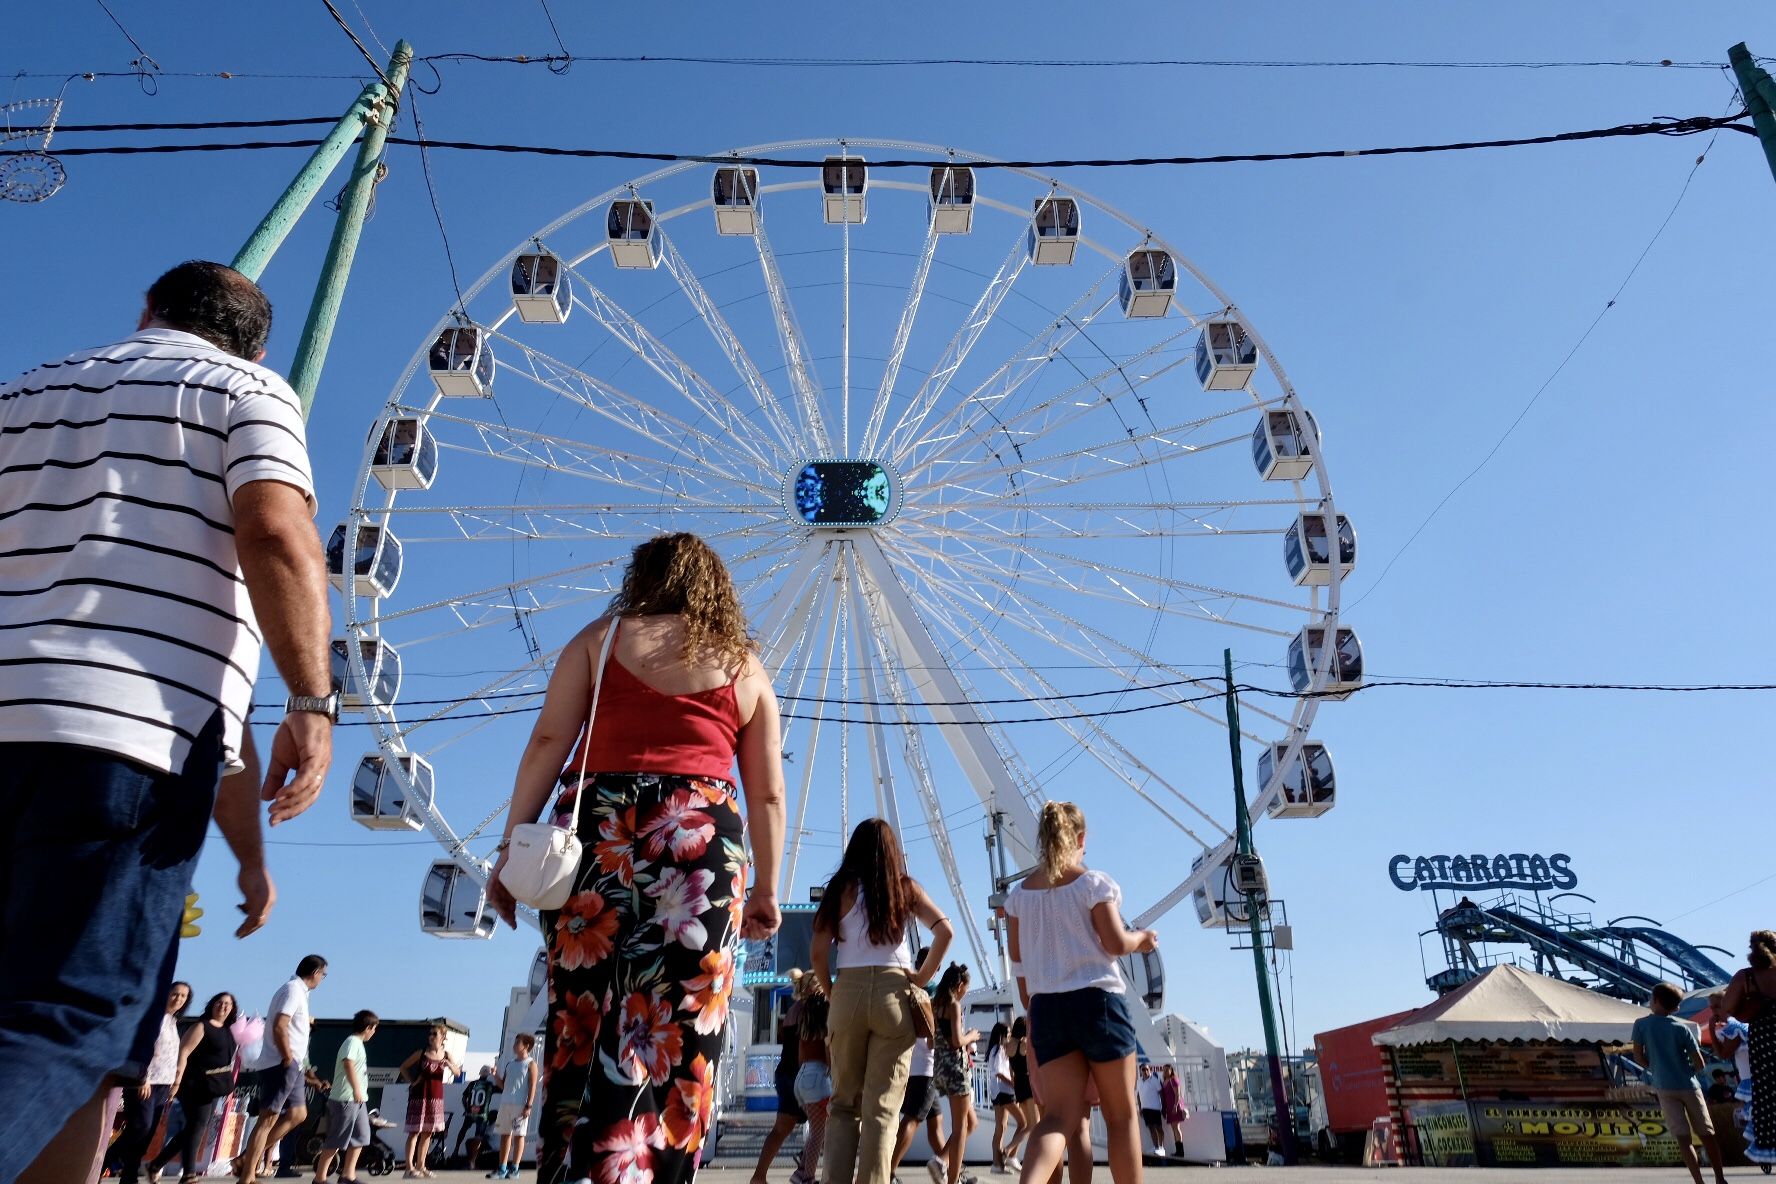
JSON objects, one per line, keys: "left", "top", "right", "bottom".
{"left": 488, "top": 1033, "right": 538, "bottom": 1179}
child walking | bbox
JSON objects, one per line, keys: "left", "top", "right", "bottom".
{"left": 1004, "top": 802, "right": 1158, "bottom": 1184}
{"left": 487, "top": 1033, "right": 538, "bottom": 1179}
{"left": 793, "top": 990, "right": 834, "bottom": 1184}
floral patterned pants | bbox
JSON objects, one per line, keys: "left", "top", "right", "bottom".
{"left": 540, "top": 773, "right": 746, "bottom": 1184}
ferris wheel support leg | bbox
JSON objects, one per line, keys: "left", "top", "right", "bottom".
{"left": 848, "top": 533, "right": 1040, "bottom": 867}
{"left": 281, "top": 41, "right": 414, "bottom": 419}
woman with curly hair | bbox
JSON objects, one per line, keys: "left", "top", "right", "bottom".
{"left": 489, "top": 533, "right": 786, "bottom": 1184}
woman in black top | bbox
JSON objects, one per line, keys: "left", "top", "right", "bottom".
{"left": 150, "top": 992, "right": 238, "bottom": 1184}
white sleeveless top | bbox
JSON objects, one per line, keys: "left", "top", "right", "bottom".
{"left": 834, "top": 892, "right": 914, "bottom": 969}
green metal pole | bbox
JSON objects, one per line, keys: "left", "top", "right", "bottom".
{"left": 286, "top": 40, "right": 413, "bottom": 418}
{"left": 1225, "top": 648, "right": 1298, "bottom": 1165}
{"left": 1729, "top": 43, "right": 1776, "bottom": 187}
{"left": 231, "top": 81, "right": 385, "bottom": 283}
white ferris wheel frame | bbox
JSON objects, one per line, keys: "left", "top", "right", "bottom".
{"left": 342, "top": 137, "right": 1346, "bottom": 961}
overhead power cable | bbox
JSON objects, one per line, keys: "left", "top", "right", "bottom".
{"left": 54, "top": 117, "right": 338, "bottom": 132}
{"left": 414, "top": 52, "right": 1725, "bottom": 71}
{"left": 317, "top": 0, "right": 398, "bottom": 103}
{"left": 1345, "top": 98, "right": 1735, "bottom": 611}
{"left": 2, "top": 110, "right": 1748, "bottom": 162}
{"left": 247, "top": 676, "right": 1776, "bottom": 730}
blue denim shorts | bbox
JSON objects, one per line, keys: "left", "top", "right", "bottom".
{"left": 0, "top": 713, "right": 223, "bottom": 1182}
{"left": 1029, "top": 987, "right": 1139, "bottom": 1066}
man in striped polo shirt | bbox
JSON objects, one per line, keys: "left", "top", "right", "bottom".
{"left": 0, "top": 261, "right": 334, "bottom": 1182}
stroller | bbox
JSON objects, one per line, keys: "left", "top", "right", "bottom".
{"left": 359, "top": 1108, "right": 400, "bottom": 1177}
{"left": 301, "top": 1103, "right": 399, "bottom": 1177}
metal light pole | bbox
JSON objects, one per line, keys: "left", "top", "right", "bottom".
{"left": 228, "top": 39, "right": 412, "bottom": 419}
{"left": 1223, "top": 648, "right": 1297, "bottom": 1164}
{"left": 1728, "top": 43, "right": 1776, "bottom": 186}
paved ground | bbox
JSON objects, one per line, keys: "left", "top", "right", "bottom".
{"left": 415, "top": 1168, "right": 1776, "bottom": 1183}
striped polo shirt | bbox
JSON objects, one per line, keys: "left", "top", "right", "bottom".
{"left": 0, "top": 327, "right": 316, "bottom": 774}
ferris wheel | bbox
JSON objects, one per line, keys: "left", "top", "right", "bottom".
{"left": 331, "top": 138, "right": 1361, "bottom": 976}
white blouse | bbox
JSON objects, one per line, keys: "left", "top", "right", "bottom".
{"left": 1004, "top": 868, "right": 1127, "bottom": 996}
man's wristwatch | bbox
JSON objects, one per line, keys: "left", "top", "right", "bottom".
{"left": 285, "top": 691, "right": 341, "bottom": 723}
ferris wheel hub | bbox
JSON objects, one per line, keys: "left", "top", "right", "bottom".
{"left": 786, "top": 459, "right": 900, "bottom": 528}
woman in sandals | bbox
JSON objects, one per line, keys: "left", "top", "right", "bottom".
{"left": 489, "top": 533, "right": 787, "bottom": 1184}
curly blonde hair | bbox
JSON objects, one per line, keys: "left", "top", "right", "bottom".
{"left": 1037, "top": 800, "right": 1086, "bottom": 881}
{"left": 608, "top": 533, "right": 756, "bottom": 669}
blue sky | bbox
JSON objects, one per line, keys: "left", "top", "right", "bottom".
{"left": 4, "top": 2, "right": 1774, "bottom": 1059}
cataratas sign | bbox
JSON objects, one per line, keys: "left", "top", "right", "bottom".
{"left": 1389, "top": 852, "right": 1577, "bottom": 893}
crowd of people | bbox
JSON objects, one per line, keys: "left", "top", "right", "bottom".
{"left": 1, "top": 260, "right": 1768, "bottom": 1184}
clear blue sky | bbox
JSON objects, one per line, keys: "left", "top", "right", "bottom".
{"left": 4, "top": 2, "right": 1774, "bottom": 1058}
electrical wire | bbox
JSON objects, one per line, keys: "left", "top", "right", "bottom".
{"left": 317, "top": 0, "right": 397, "bottom": 101}
{"left": 246, "top": 676, "right": 1776, "bottom": 731}
{"left": 535, "top": 0, "right": 573, "bottom": 75}
{"left": 1346, "top": 99, "right": 1736, "bottom": 611}
{"left": 3, "top": 110, "right": 1748, "bottom": 162}
{"left": 249, "top": 674, "right": 1776, "bottom": 713}
{"left": 54, "top": 117, "right": 338, "bottom": 132}
{"left": 415, "top": 52, "right": 1724, "bottom": 71}
{"left": 402, "top": 84, "right": 467, "bottom": 315}
{"left": 91, "top": 0, "right": 161, "bottom": 93}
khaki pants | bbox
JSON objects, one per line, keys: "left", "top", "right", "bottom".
{"left": 824, "top": 966, "right": 916, "bottom": 1184}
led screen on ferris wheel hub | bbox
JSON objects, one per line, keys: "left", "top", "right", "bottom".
{"left": 786, "top": 459, "right": 900, "bottom": 527}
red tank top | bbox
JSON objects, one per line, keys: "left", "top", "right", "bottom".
{"left": 568, "top": 649, "right": 742, "bottom": 782}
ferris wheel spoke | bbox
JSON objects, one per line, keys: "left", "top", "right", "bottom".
{"left": 779, "top": 564, "right": 845, "bottom": 900}
{"left": 901, "top": 325, "right": 1203, "bottom": 481}
{"left": 901, "top": 500, "right": 1292, "bottom": 540}
{"left": 489, "top": 336, "right": 776, "bottom": 484}
{"left": 910, "top": 392, "right": 1275, "bottom": 498}
{"left": 887, "top": 535, "right": 1272, "bottom": 745}
{"left": 918, "top": 429, "right": 1255, "bottom": 504}
{"left": 435, "top": 434, "right": 765, "bottom": 504}
{"left": 909, "top": 543, "right": 1300, "bottom": 642}
{"left": 858, "top": 218, "right": 941, "bottom": 456}
{"left": 392, "top": 647, "right": 562, "bottom": 744}
{"left": 904, "top": 570, "right": 1229, "bottom": 846}
{"left": 878, "top": 220, "right": 1033, "bottom": 462}
{"left": 367, "top": 555, "right": 628, "bottom": 629}
{"left": 848, "top": 534, "right": 1041, "bottom": 867}
{"left": 382, "top": 501, "right": 780, "bottom": 548}
{"left": 918, "top": 529, "right": 1314, "bottom": 621}
{"left": 751, "top": 214, "right": 832, "bottom": 453}
{"left": 893, "top": 265, "right": 1119, "bottom": 474}
{"left": 847, "top": 549, "right": 997, "bottom": 983}
{"left": 655, "top": 229, "right": 805, "bottom": 461}
{"left": 753, "top": 539, "right": 838, "bottom": 672}
{"left": 557, "top": 261, "right": 785, "bottom": 472}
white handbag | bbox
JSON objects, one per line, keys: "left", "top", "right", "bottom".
{"left": 498, "top": 619, "right": 619, "bottom": 911}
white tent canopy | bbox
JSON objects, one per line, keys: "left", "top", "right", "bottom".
{"left": 1373, "top": 963, "right": 1650, "bottom": 1047}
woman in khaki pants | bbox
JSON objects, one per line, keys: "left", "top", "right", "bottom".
{"left": 812, "top": 820, "right": 952, "bottom": 1184}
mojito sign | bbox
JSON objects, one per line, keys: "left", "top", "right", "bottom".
{"left": 1388, "top": 852, "right": 1576, "bottom": 893}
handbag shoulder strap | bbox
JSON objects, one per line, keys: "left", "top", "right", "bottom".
{"left": 565, "top": 617, "right": 621, "bottom": 831}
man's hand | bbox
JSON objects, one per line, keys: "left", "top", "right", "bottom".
{"left": 236, "top": 858, "right": 276, "bottom": 938}
{"left": 263, "top": 711, "right": 332, "bottom": 825}
{"left": 138, "top": 1082, "right": 152, "bottom": 1101}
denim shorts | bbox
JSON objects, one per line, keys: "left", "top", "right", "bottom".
{"left": 1029, "top": 987, "right": 1139, "bottom": 1066}
{"left": 0, "top": 713, "right": 223, "bottom": 1184}
{"left": 794, "top": 1061, "right": 833, "bottom": 1108}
